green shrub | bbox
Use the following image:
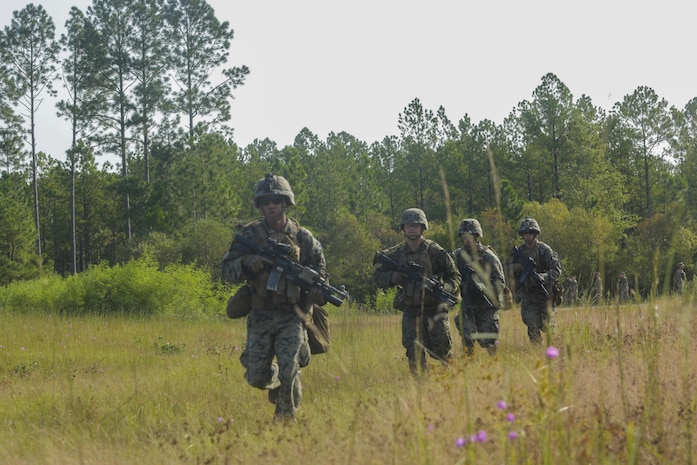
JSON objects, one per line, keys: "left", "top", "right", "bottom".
{"left": 0, "top": 275, "right": 64, "bottom": 312}
{"left": 0, "top": 258, "right": 227, "bottom": 317}
{"left": 373, "top": 287, "right": 398, "bottom": 314}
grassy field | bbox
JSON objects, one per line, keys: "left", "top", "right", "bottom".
{"left": 1, "top": 298, "right": 695, "bottom": 464}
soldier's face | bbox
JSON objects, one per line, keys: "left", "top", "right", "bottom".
{"left": 260, "top": 195, "right": 285, "bottom": 223}
{"left": 461, "top": 232, "right": 474, "bottom": 248}
{"left": 403, "top": 223, "right": 423, "bottom": 240}
{"left": 522, "top": 231, "right": 536, "bottom": 245}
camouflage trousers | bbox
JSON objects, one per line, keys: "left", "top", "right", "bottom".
{"left": 455, "top": 303, "right": 500, "bottom": 353}
{"left": 520, "top": 296, "right": 555, "bottom": 344}
{"left": 401, "top": 305, "right": 452, "bottom": 375}
{"left": 240, "top": 307, "right": 308, "bottom": 419}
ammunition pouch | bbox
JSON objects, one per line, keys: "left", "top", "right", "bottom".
{"left": 226, "top": 285, "right": 252, "bottom": 319}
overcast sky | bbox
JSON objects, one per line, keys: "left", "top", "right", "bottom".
{"left": 3, "top": 0, "right": 696, "bottom": 158}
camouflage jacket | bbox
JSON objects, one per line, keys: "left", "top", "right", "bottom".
{"left": 453, "top": 242, "right": 505, "bottom": 307}
{"left": 508, "top": 240, "right": 562, "bottom": 298}
{"left": 221, "top": 217, "right": 326, "bottom": 310}
{"left": 373, "top": 239, "right": 460, "bottom": 308}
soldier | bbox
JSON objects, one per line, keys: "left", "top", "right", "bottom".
{"left": 452, "top": 219, "right": 506, "bottom": 355}
{"left": 673, "top": 262, "right": 687, "bottom": 295}
{"left": 373, "top": 208, "right": 461, "bottom": 376}
{"left": 617, "top": 272, "right": 629, "bottom": 302}
{"left": 564, "top": 275, "right": 579, "bottom": 305}
{"left": 221, "top": 174, "right": 327, "bottom": 423}
{"left": 592, "top": 272, "right": 602, "bottom": 305}
{"left": 507, "top": 217, "right": 562, "bottom": 344}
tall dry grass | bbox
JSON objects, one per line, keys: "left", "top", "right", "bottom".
{"left": 1, "top": 298, "right": 695, "bottom": 464}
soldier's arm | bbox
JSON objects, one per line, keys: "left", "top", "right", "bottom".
{"left": 221, "top": 229, "right": 256, "bottom": 283}
{"left": 438, "top": 247, "right": 461, "bottom": 295}
{"left": 373, "top": 248, "right": 402, "bottom": 289}
{"left": 541, "top": 245, "right": 562, "bottom": 281}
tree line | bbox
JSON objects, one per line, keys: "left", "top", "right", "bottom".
{"left": 1, "top": 1, "right": 696, "bottom": 304}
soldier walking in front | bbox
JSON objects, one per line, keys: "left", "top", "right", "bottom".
{"left": 221, "top": 174, "right": 328, "bottom": 423}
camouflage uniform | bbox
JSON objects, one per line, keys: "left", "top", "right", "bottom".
{"left": 373, "top": 209, "right": 460, "bottom": 375}
{"left": 592, "top": 273, "right": 602, "bottom": 305}
{"left": 221, "top": 175, "right": 326, "bottom": 421}
{"left": 453, "top": 219, "right": 505, "bottom": 355}
{"left": 508, "top": 217, "right": 562, "bottom": 344}
{"left": 564, "top": 276, "right": 578, "bottom": 305}
{"left": 674, "top": 263, "right": 687, "bottom": 294}
{"left": 617, "top": 273, "right": 629, "bottom": 302}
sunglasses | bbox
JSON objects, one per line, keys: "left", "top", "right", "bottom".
{"left": 522, "top": 230, "right": 536, "bottom": 235}
{"left": 260, "top": 196, "right": 284, "bottom": 206}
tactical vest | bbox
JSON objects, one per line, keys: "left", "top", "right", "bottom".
{"left": 455, "top": 244, "right": 489, "bottom": 293}
{"left": 516, "top": 242, "right": 563, "bottom": 303}
{"left": 399, "top": 240, "right": 438, "bottom": 307}
{"left": 248, "top": 218, "right": 303, "bottom": 310}
{"left": 519, "top": 243, "right": 542, "bottom": 271}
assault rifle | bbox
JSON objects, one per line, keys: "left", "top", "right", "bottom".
{"left": 373, "top": 252, "right": 458, "bottom": 306}
{"left": 235, "top": 234, "right": 347, "bottom": 307}
{"left": 456, "top": 255, "right": 495, "bottom": 309}
{"left": 512, "top": 246, "right": 548, "bottom": 296}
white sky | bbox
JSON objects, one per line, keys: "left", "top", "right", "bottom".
{"left": 3, "top": 0, "right": 696, "bottom": 158}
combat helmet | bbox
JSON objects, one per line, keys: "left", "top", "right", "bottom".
{"left": 400, "top": 208, "right": 429, "bottom": 230}
{"left": 254, "top": 173, "right": 295, "bottom": 207}
{"left": 458, "top": 218, "right": 483, "bottom": 238}
{"left": 518, "top": 216, "right": 541, "bottom": 235}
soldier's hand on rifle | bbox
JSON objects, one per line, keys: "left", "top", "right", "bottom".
{"left": 309, "top": 287, "right": 326, "bottom": 305}
{"left": 421, "top": 277, "right": 435, "bottom": 291}
{"left": 443, "top": 282, "right": 457, "bottom": 295}
{"left": 242, "top": 254, "right": 269, "bottom": 275}
{"left": 391, "top": 272, "right": 408, "bottom": 285}
{"left": 475, "top": 282, "right": 487, "bottom": 293}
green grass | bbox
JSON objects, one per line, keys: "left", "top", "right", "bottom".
{"left": 0, "top": 299, "right": 695, "bottom": 464}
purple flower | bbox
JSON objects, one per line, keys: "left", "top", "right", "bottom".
{"left": 508, "top": 431, "right": 519, "bottom": 440}
{"left": 506, "top": 413, "right": 516, "bottom": 422}
{"left": 217, "top": 417, "right": 224, "bottom": 423}
{"left": 473, "top": 430, "right": 488, "bottom": 443}
{"left": 497, "top": 400, "right": 508, "bottom": 410}
{"left": 455, "top": 436, "right": 467, "bottom": 448}
{"left": 546, "top": 346, "right": 560, "bottom": 359}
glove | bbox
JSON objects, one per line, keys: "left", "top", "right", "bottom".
{"left": 309, "top": 287, "right": 326, "bottom": 305}
{"left": 391, "top": 272, "right": 408, "bottom": 285}
{"left": 243, "top": 254, "right": 267, "bottom": 275}
{"left": 475, "top": 282, "right": 487, "bottom": 293}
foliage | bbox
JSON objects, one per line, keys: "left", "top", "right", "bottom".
{"left": 175, "top": 217, "right": 232, "bottom": 280}
{"left": 373, "top": 286, "right": 398, "bottom": 314}
{"left": 130, "top": 230, "right": 181, "bottom": 269}
{"left": 319, "top": 208, "right": 382, "bottom": 302}
{"left": 624, "top": 213, "right": 694, "bottom": 296}
{"left": 0, "top": 257, "right": 225, "bottom": 317}
{"left": 0, "top": 180, "right": 38, "bottom": 283}
{"left": 164, "top": 0, "right": 249, "bottom": 136}
{"left": 2, "top": 2, "right": 697, "bottom": 307}
{"left": 0, "top": 3, "right": 60, "bottom": 260}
